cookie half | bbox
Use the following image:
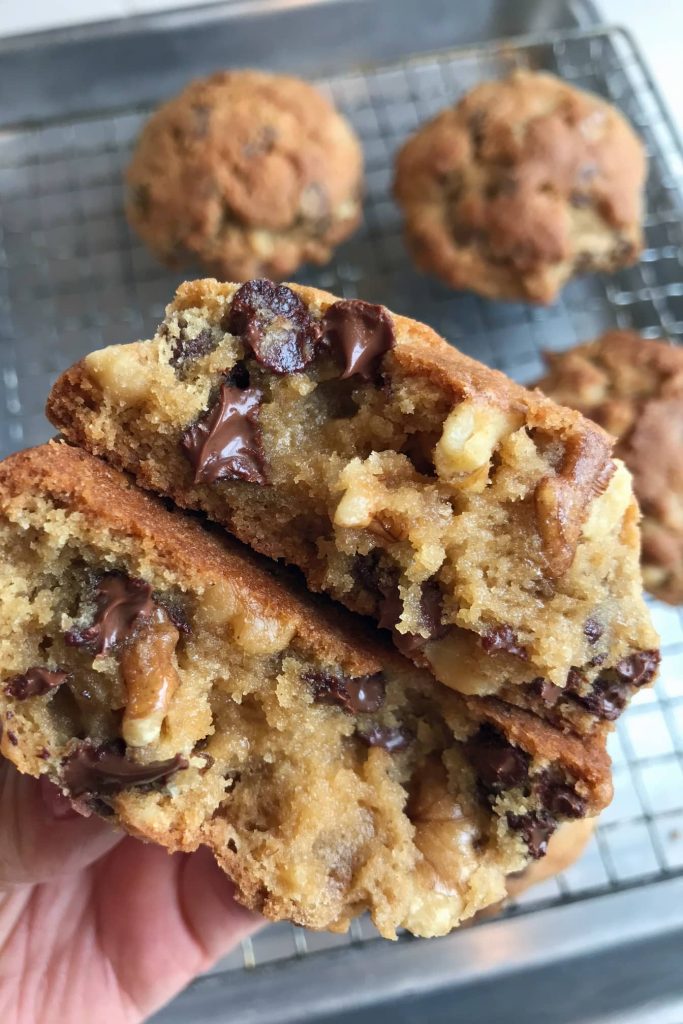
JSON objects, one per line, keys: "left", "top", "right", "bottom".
{"left": 394, "top": 70, "right": 646, "bottom": 304}
{"left": 536, "top": 330, "right": 683, "bottom": 604}
{"left": 0, "top": 443, "right": 612, "bottom": 938}
{"left": 46, "top": 279, "right": 659, "bottom": 737}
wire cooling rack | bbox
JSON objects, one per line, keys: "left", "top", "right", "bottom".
{"left": 1, "top": 22, "right": 683, "bottom": 994}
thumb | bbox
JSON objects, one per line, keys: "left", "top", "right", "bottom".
{"left": 0, "top": 759, "right": 122, "bottom": 887}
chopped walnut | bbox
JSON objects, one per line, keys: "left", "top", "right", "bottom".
{"left": 408, "top": 760, "right": 480, "bottom": 896}
{"left": 434, "top": 401, "right": 522, "bottom": 492}
{"left": 120, "top": 608, "right": 181, "bottom": 747}
{"left": 534, "top": 429, "right": 615, "bottom": 576}
{"left": 333, "top": 452, "right": 451, "bottom": 579}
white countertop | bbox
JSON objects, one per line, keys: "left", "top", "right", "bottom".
{"left": 0, "top": 0, "right": 680, "bottom": 134}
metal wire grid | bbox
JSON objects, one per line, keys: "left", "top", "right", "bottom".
{"left": 0, "top": 25, "right": 682, "bottom": 973}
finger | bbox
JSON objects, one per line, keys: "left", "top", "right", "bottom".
{"left": 178, "top": 845, "right": 264, "bottom": 964}
{"left": 0, "top": 760, "right": 122, "bottom": 886}
{"left": 88, "top": 838, "right": 264, "bottom": 1020}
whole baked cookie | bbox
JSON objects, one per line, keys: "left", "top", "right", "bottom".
{"left": 126, "top": 71, "right": 363, "bottom": 279}
{"left": 394, "top": 70, "right": 646, "bottom": 304}
{"left": 536, "top": 330, "right": 683, "bottom": 604}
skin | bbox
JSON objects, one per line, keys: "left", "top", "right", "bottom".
{"left": 0, "top": 761, "right": 263, "bottom": 1023}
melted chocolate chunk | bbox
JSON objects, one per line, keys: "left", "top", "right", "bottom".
{"left": 170, "top": 327, "right": 216, "bottom": 369}
{"left": 65, "top": 574, "right": 156, "bottom": 655}
{"left": 322, "top": 299, "right": 395, "bottom": 380}
{"left": 357, "top": 725, "right": 411, "bottom": 753}
{"left": 466, "top": 726, "right": 529, "bottom": 793}
{"left": 305, "top": 670, "right": 385, "bottom": 714}
{"left": 507, "top": 811, "right": 556, "bottom": 859}
{"left": 62, "top": 740, "right": 187, "bottom": 798}
{"left": 616, "top": 650, "right": 660, "bottom": 687}
{"left": 4, "top": 667, "right": 69, "bottom": 700}
{"left": 378, "top": 579, "right": 446, "bottom": 655}
{"left": 583, "top": 618, "right": 603, "bottom": 644}
{"left": 225, "top": 279, "right": 322, "bottom": 375}
{"left": 480, "top": 625, "right": 528, "bottom": 660}
{"left": 181, "top": 382, "right": 266, "bottom": 485}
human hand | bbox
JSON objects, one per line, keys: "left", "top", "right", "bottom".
{"left": 0, "top": 760, "right": 262, "bottom": 1024}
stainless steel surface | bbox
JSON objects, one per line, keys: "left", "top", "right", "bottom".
{"left": 0, "top": 0, "right": 599, "bottom": 128}
{"left": 1, "top": 4, "right": 682, "bottom": 1022}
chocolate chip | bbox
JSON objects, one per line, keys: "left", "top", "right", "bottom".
{"left": 507, "top": 811, "right": 556, "bottom": 859}
{"left": 225, "top": 279, "right": 322, "bottom": 375}
{"left": 573, "top": 676, "right": 627, "bottom": 721}
{"left": 7, "top": 730, "right": 18, "bottom": 746}
{"left": 4, "top": 667, "right": 69, "bottom": 700}
{"left": 528, "top": 677, "right": 563, "bottom": 706}
{"left": 353, "top": 550, "right": 382, "bottom": 595}
{"left": 480, "top": 625, "right": 528, "bottom": 660}
{"left": 356, "top": 725, "right": 411, "bottom": 753}
{"left": 226, "top": 361, "right": 251, "bottom": 390}
{"left": 322, "top": 300, "right": 395, "bottom": 380}
{"left": 536, "top": 772, "right": 587, "bottom": 819}
{"left": 616, "top": 650, "right": 660, "bottom": 687}
{"left": 565, "top": 667, "right": 584, "bottom": 693}
{"left": 584, "top": 618, "right": 603, "bottom": 644}
{"left": 65, "top": 573, "right": 156, "bottom": 656}
{"left": 181, "top": 382, "right": 266, "bottom": 485}
{"left": 61, "top": 739, "right": 187, "bottom": 798}
{"left": 160, "top": 600, "right": 191, "bottom": 637}
{"left": 465, "top": 726, "right": 529, "bottom": 793}
{"left": 378, "top": 579, "right": 446, "bottom": 655}
{"left": 305, "top": 669, "right": 385, "bottom": 714}
{"left": 170, "top": 328, "right": 216, "bottom": 369}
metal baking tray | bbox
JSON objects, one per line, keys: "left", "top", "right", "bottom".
{"left": 1, "top": 2, "right": 682, "bottom": 1022}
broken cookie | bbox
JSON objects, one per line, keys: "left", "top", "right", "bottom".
{"left": 0, "top": 443, "right": 612, "bottom": 939}
{"left": 46, "top": 279, "right": 659, "bottom": 737}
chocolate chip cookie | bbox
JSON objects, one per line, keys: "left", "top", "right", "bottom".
{"left": 0, "top": 443, "right": 611, "bottom": 938}
{"left": 126, "top": 71, "right": 363, "bottom": 280}
{"left": 47, "top": 278, "right": 659, "bottom": 737}
{"left": 394, "top": 70, "right": 646, "bottom": 304}
{"left": 536, "top": 330, "right": 683, "bottom": 604}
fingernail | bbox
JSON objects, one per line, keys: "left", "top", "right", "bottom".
{"left": 40, "top": 775, "right": 81, "bottom": 820}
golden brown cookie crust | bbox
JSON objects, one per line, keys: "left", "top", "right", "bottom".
{"left": 394, "top": 70, "right": 646, "bottom": 304}
{"left": 537, "top": 330, "right": 683, "bottom": 604}
{"left": 126, "top": 70, "right": 363, "bottom": 280}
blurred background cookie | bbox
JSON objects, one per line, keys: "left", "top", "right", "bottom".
{"left": 536, "top": 331, "right": 683, "bottom": 603}
{"left": 394, "top": 70, "right": 646, "bottom": 304}
{"left": 126, "top": 70, "right": 363, "bottom": 280}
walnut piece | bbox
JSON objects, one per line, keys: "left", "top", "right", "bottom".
{"left": 409, "top": 759, "right": 480, "bottom": 896}
{"left": 534, "top": 429, "right": 615, "bottom": 576}
{"left": 434, "top": 401, "right": 522, "bottom": 492}
{"left": 120, "top": 608, "right": 181, "bottom": 747}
